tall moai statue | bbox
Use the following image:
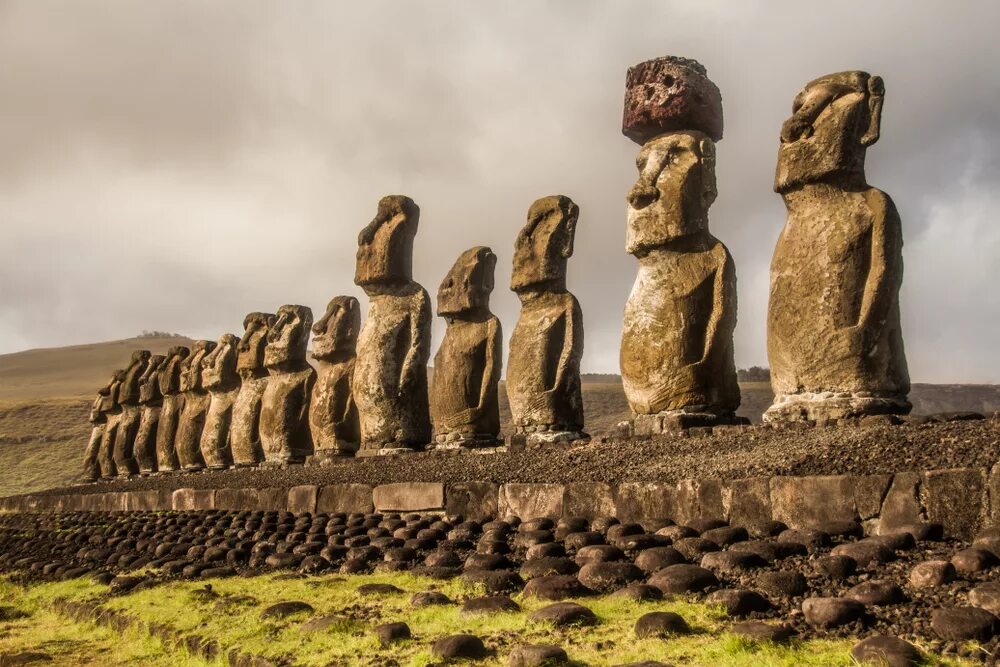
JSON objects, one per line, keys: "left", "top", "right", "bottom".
{"left": 308, "top": 296, "right": 361, "bottom": 461}
{"left": 155, "top": 346, "right": 189, "bottom": 472}
{"left": 506, "top": 195, "right": 588, "bottom": 447}
{"left": 175, "top": 339, "right": 216, "bottom": 470}
{"left": 97, "top": 370, "right": 125, "bottom": 479}
{"left": 231, "top": 313, "right": 274, "bottom": 466}
{"left": 134, "top": 354, "right": 166, "bottom": 474}
{"left": 765, "top": 71, "right": 909, "bottom": 422}
{"left": 113, "top": 349, "right": 151, "bottom": 476}
{"left": 200, "top": 333, "right": 240, "bottom": 469}
{"left": 352, "top": 195, "right": 432, "bottom": 454}
{"left": 431, "top": 246, "right": 502, "bottom": 448}
{"left": 260, "top": 305, "right": 316, "bottom": 464}
{"left": 82, "top": 374, "right": 115, "bottom": 482}
{"left": 619, "top": 56, "right": 740, "bottom": 433}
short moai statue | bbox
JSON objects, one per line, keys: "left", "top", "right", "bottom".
{"left": 155, "top": 346, "right": 189, "bottom": 472}
{"left": 506, "top": 195, "right": 588, "bottom": 447}
{"left": 113, "top": 349, "right": 151, "bottom": 476}
{"left": 200, "top": 333, "right": 241, "bottom": 469}
{"left": 231, "top": 312, "right": 274, "bottom": 467}
{"left": 97, "top": 370, "right": 125, "bottom": 479}
{"left": 82, "top": 375, "right": 115, "bottom": 482}
{"left": 431, "top": 246, "right": 502, "bottom": 448}
{"left": 619, "top": 56, "right": 740, "bottom": 433}
{"left": 308, "top": 296, "right": 361, "bottom": 461}
{"left": 765, "top": 71, "right": 910, "bottom": 422}
{"left": 260, "top": 305, "right": 316, "bottom": 464}
{"left": 175, "top": 340, "right": 216, "bottom": 470}
{"left": 134, "top": 354, "right": 165, "bottom": 474}
{"left": 352, "top": 195, "right": 433, "bottom": 454}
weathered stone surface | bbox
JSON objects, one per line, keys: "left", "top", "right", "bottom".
{"left": 614, "top": 482, "right": 676, "bottom": 523}
{"left": 674, "top": 478, "right": 724, "bottom": 525}
{"left": 878, "top": 473, "right": 923, "bottom": 535}
{"left": 530, "top": 602, "right": 597, "bottom": 628}
{"left": 853, "top": 474, "right": 892, "bottom": 522}
{"left": 802, "top": 597, "right": 866, "bottom": 628}
{"left": 200, "top": 333, "right": 240, "bottom": 469}
{"left": 968, "top": 582, "right": 1000, "bottom": 615}
{"left": 506, "top": 196, "right": 588, "bottom": 447}
{"left": 261, "top": 305, "right": 316, "bottom": 464}
{"left": 230, "top": 312, "right": 274, "bottom": 467}
{"left": 172, "top": 488, "right": 215, "bottom": 511}
{"left": 851, "top": 635, "right": 923, "bottom": 667}
{"left": 309, "top": 297, "right": 360, "bottom": 458}
{"left": 286, "top": 485, "right": 318, "bottom": 514}
{"left": 155, "top": 346, "right": 189, "bottom": 472}
{"left": 215, "top": 488, "right": 262, "bottom": 511}
{"left": 97, "top": 370, "right": 125, "bottom": 478}
{"left": 563, "top": 483, "right": 616, "bottom": 519}
{"left": 499, "top": 483, "right": 564, "bottom": 520}
{"left": 648, "top": 564, "right": 718, "bottom": 594}
{"left": 765, "top": 71, "right": 909, "bottom": 422}
{"left": 445, "top": 482, "right": 499, "bottom": 520}
{"left": 176, "top": 340, "right": 216, "bottom": 471}
{"left": 724, "top": 478, "right": 771, "bottom": 527}
{"left": 316, "top": 484, "right": 373, "bottom": 514}
{"left": 432, "top": 634, "right": 488, "bottom": 660}
{"left": 113, "top": 349, "right": 151, "bottom": 476}
{"left": 622, "top": 56, "right": 723, "bottom": 144}
{"left": 373, "top": 483, "right": 444, "bottom": 512}
{"left": 133, "top": 354, "right": 165, "bottom": 474}
{"left": 83, "top": 374, "right": 115, "bottom": 481}
{"left": 922, "top": 468, "right": 985, "bottom": 540}
{"left": 770, "top": 475, "right": 855, "bottom": 528}
{"left": 508, "top": 644, "right": 569, "bottom": 667}
{"left": 908, "top": 560, "right": 955, "bottom": 589}
{"left": 931, "top": 607, "right": 998, "bottom": 642}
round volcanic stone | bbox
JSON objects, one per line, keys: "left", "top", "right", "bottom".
{"left": 508, "top": 644, "right": 569, "bottom": 667}
{"left": 530, "top": 602, "right": 598, "bottom": 628}
{"left": 432, "top": 634, "right": 488, "bottom": 660}
{"left": 357, "top": 583, "right": 403, "bottom": 596}
{"left": 831, "top": 540, "right": 895, "bottom": 568}
{"left": 520, "top": 518, "right": 555, "bottom": 532}
{"left": 374, "top": 622, "right": 410, "bottom": 646}
{"left": 461, "top": 595, "right": 520, "bottom": 616}
{"left": 700, "top": 551, "right": 767, "bottom": 573}
{"left": 816, "top": 554, "right": 857, "bottom": 579}
{"left": 589, "top": 517, "right": 619, "bottom": 534}
{"left": 612, "top": 584, "right": 664, "bottom": 602}
{"left": 575, "top": 545, "right": 625, "bottom": 565}
{"left": 969, "top": 581, "right": 1000, "bottom": 615}
{"left": 778, "top": 529, "right": 830, "bottom": 551}
{"left": 756, "top": 571, "right": 808, "bottom": 598}
{"left": 577, "top": 562, "right": 645, "bottom": 593}
{"left": 746, "top": 521, "right": 788, "bottom": 539}
{"left": 607, "top": 524, "right": 644, "bottom": 541}
{"left": 514, "top": 530, "right": 554, "bottom": 549}
{"left": 897, "top": 522, "right": 944, "bottom": 542}
{"left": 520, "top": 557, "right": 578, "bottom": 580}
{"left": 411, "top": 591, "right": 451, "bottom": 607}
{"left": 564, "top": 532, "right": 605, "bottom": 551}
{"left": 931, "top": 606, "right": 999, "bottom": 641}
{"left": 814, "top": 520, "right": 863, "bottom": 539}
{"left": 851, "top": 635, "right": 923, "bottom": 667}
{"left": 465, "top": 553, "right": 514, "bottom": 571}
{"left": 522, "top": 575, "right": 594, "bottom": 601}
{"left": 909, "top": 560, "right": 956, "bottom": 589}
{"left": 634, "top": 611, "right": 690, "bottom": 638}
{"left": 702, "top": 526, "right": 748, "bottom": 547}
{"left": 635, "top": 547, "right": 686, "bottom": 574}
{"left": 526, "top": 543, "right": 565, "bottom": 560}
{"left": 802, "top": 597, "right": 866, "bottom": 629}
{"left": 706, "top": 589, "right": 772, "bottom": 617}
{"left": 462, "top": 570, "right": 524, "bottom": 594}
{"left": 612, "top": 534, "right": 665, "bottom": 552}
{"left": 871, "top": 532, "right": 916, "bottom": 552}
{"left": 260, "top": 601, "right": 314, "bottom": 619}
{"left": 685, "top": 518, "right": 728, "bottom": 534}
{"left": 656, "top": 525, "right": 697, "bottom": 541}
{"left": 729, "top": 540, "right": 805, "bottom": 563}
{"left": 672, "top": 537, "right": 719, "bottom": 561}
{"left": 648, "top": 564, "right": 718, "bottom": 594}
{"left": 846, "top": 581, "right": 907, "bottom": 606}
{"left": 952, "top": 547, "right": 1000, "bottom": 574}
{"left": 425, "top": 550, "right": 462, "bottom": 568}
{"left": 730, "top": 621, "right": 795, "bottom": 644}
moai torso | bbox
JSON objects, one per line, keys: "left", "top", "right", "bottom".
{"left": 97, "top": 371, "right": 125, "bottom": 478}
{"left": 260, "top": 305, "right": 316, "bottom": 464}
{"left": 83, "top": 375, "right": 114, "bottom": 481}
{"left": 113, "top": 350, "right": 151, "bottom": 476}
{"left": 134, "top": 354, "right": 165, "bottom": 473}
{"left": 765, "top": 71, "right": 909, "bottom": 422}
{"left": 231, "top": 313, "right": 274, "bottom": 466}
{"left": 352, "top": 195, "right": 432, "bottom": 452}
{"left": 506, "top": 196, "right": 587, "bottom": 443}
{"left": 309, "top": 297, "right": 360, "bottom": 458}
{"left": 176, "top": 340, "right": 215, "bottom": 469}
{"left": 200, "top": 333, "right": 240, "bottom": 468}
{"left": 155, "top": 346, "right": 189, "bottom": 471}
{"left": 431, "top": 247, "right": 502, "bottom": 446}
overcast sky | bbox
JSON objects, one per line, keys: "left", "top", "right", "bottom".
{"left": 1, "top": 1, "right": 998, "bottom": 382}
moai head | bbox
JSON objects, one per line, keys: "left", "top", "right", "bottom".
{"left": 202, "top": 334, "right": 240, "bottom": 390}
{"left": 355, "top": 195, "right": 419, "bottom": 291}
{"left": 438, "top": 246, "right": 496, "bottom": 318}
{"left": 107, "top": 369, "right": 126, "bottom": 410}
{"left": 622, "top": 56, "right": 723, "bottom": 145}
{"left": 626, "top": 131, "right": 717, "bottom": 254}
{"left": 775, "top": 70, "right": 884, "bottom": 193}
{"left": 138, "top": 354, "right": 165, "bottom": 404}
{"left": 180, "top": 340, "right": 215, "bottom": 392}
{"left": 237, "top": 312, "right": 275, "bottom": 375}
{"left": 265, "top": 304, "right": 313, "bottom": 369}
{"left": 158, "top": 346, "right": 190, "bottom": 395}
{"left": 511, "top": 195, "right": 578, "bottom": 294}
{"left": 311, "top": 297, "right": 360, "bottom": 361}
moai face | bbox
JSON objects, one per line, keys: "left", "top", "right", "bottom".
{"left": 355, "top": 195, "right": 419, "bottom": 290}
{"left": 626, "top": 131, "right": 717, "bottom": 254}
{"left": 311, "top": 297, "right": 360, "bottom": 361}
{"left": 180, "top": 340, "right": 215, "bottom": 392}
{"left": 438, "top": 246, "right": 496, "bottom": 318}
{"left": 265, "top": 304, "right": 313, "bottom": 368}
{"left": 159, "top": 346, "right": 190, "bottom": 395}
{"left": 237, "top": 312, "right": 275, "bottom": 374}
{"left": 138, "top": 354, "right": 165, "bottom": 403}
{"left": 108, "top": 370, "right": 126, "bottom": 409}
{"left": 202, "top": 334, "right": 240, "bottom": 390}
{"left": 775, "top": 70, "right": 883, "bottom": 192}
{"left": 511, "top": 196, "right": 578, "bottom": 294}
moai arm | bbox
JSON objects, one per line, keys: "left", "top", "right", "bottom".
{"left": 698, "top": 246, "right": 736, "bottom": 367}
{"left": 398, "top": 291, "right": 432, "bottom": 397}
{"left": 853, "top": 191, "right": 903, "bottom": 342}
{"left": 477, "top": 317, "right": 502, "bottom": 418}
{"left": 529, "top": 298, "right": 581, "bottom": 414}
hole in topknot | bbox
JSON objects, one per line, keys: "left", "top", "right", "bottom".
{"left": 662, "top": 75, "right": 675, "bottom": 87}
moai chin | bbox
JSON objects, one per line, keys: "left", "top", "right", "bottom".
{"left": 82, "top": 374, "right": 114, "bottom": 482}
{"left": 352, "top": 195, "right": 432, "bottom": 454}
{"left": 231, "top": 312, "right": 274, "bottom": 466}
{"left": 619, "top": 56, "right": 740, "bottom": 433}
{"left": 431, "top": 246, "right": 502, "bottom": 448}
{"left": 260, "top": 304, "right": 316, "bottom": 464}
{"left": 113, "top": 349, "right": 151, "bottom": 476}
{"left": 97, "top": 370, "right": 125, "bottom": 479}
{"left": 155, "top": 346, "right": 189, "bottom": 472}
{"left": 506, "top": 195, "right": 588, "bottom": 447}
{"left": 175, "top": 340, "right": 216, "bottom": 470}
{"left": 765, "top": 71, "right": 910, "bottom": 423}
{"left": 308, "top": 296, "right": 361, "bottom": 461}
{"left": 133, "top": 354, "right": 165, "bottom": 474}
{"left": 200, "top": 333, "right": 241, "bottom": 469}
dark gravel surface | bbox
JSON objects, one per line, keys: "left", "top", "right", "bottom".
{"left": 28, "top": 417, "right": 1000, "bottom": 498}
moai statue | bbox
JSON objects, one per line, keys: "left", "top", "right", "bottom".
{"left": 113, "top": 349, "right": 151, "bottom": 476}
{"left": 765, "top": 71, "right": 910, "bottom": 422}
{"left": 155, "top": 346, "right": 189, "bottom": 472}
{"left": 175, "top": 339, "right": 216, "bottom": 470}
{"left": 82, "top": 375, "right": 115, "bottom": 482}
{"left": 231, "top": 313, "right": 275, "bottom": 467}
{"left": 133, "top": 354, "right": 165, "bottom": 474}
{"left": 200, "top": 333, "right": 240, "bottom": 469}
{"left": 97, "top": 370, "right": 125, "bottom": 479}
{"left": 506, "top": 195, "right": 588, "bottom": 447}
{"left": 260, "top": 305, "right": 316, "bottom": 464}
{"left": 431, "top": 247, "right": 502, "bottom": 448}
{"left": 619, "top": 56, "right": 740, "bottom": 433}
{"left": 352, "top": 195, "right": 432, "bottom": 454}
{"left": 308, "top": 297, "right": 361, "bottom": 461}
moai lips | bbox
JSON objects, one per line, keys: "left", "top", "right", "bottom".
{"left": 175, "top": 340, "right": 216, "bottom": 470}
{"left": 134, "top": 354, "right": 165, "bottom": 474}
{"left": 155, "top": 346, "right": 189, "bottom": 472}
{"left": 431, "top": 247, "right": 503, "bottom": 448}
{"left": 231, "top": 313, "right": 274, "bottom": 466}
{"left": 260, "top": 305, "right": 316, "bottom": 464}
{"left": 765, "top": 71, "right": 910, "bottom": 422}
{"left": 200, "top": 333, "right": 240, "bottom": 469}
{"left": 113, "top": 349, "right": 150, "bottom": 476}
{"left": 309, "top": 296, "right": 361, "bottom": 460}
{"left": 507, "top": 196, "right": 588, "bottom": 447}
{"left": 622, "top": 56, "right": 723, "bottom": 145}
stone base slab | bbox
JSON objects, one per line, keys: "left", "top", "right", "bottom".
{"left": 764, "top": 392, "right": 912, "bottom": 423}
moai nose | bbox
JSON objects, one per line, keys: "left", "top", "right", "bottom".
{"left": 628, "top": 184, "right": 658, "bottom": 209}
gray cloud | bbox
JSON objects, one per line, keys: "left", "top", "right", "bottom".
{"left": 1, "top": 0, "right": 998, "bottom": 382}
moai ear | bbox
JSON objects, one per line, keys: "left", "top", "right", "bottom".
{"left": 861, "top": 75, "right": 884, "bottom": 147}
{"left": 482, "top": 249, "right": 497, "bottom": 292}
{"left": 559, "top": 202, "right": 579, "bottom": 259}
